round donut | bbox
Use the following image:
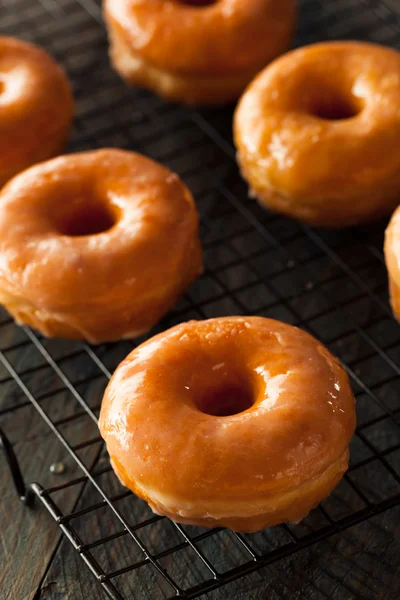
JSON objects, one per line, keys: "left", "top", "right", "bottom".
{"left": 0, "top": 149, "right": 202, "bottom": 343}
{"left": 104, "top": 0, "right": 295, "bottom": 105}
{"left": 384, "top": 205, "right": 400, "bottom": 322}
{"left": 99, "top": 316, "right": 356, "bottom": 532}
{"left": 234, "top": 41, "right": 400, "bottom": 228}
{"left": 0, "top": 36, "right": 73, "bottom": 189}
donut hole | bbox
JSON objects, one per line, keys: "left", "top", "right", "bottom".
{"left": 196, "top": 382, "right": 254, "bottom": 417}
{"left": 58, "top": 203, "right": 117, "bottom": 236}
{"left": 310, "top": 96, "right": 361, "bottom": 121}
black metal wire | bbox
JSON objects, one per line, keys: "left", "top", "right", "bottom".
{"left": 0, "top": 426, "right": 35, "bottom": 506}
{"left": 1, "top": 0, "right": 400, "bottom": 599}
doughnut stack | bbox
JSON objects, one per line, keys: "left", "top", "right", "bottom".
{"left": 103, "top": 0, "right": 296, "bottom": 105}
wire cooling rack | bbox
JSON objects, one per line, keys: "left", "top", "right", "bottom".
{"left": 1, "top": 0, "right": 400, "bottom": 598}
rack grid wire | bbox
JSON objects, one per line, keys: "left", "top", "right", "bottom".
{"left": 1, "top": 0, "right": 400, "bottom": 598}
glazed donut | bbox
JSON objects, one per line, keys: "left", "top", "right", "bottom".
{"left": 0, "top": 149, "right": 202, "bottom": 343}
{"left": 384, "top": 205, "right": 400, "bottom": 322}
{"left": 99, "top": 316, "right": 356, "bottom": 532}
{"left": 0, "top": 36, "right": 73, "bottom": 188}
{"left": 234, "top": 41, "right": 400, "bottom": 228}
{"left": 104, "top": 0, "right": 295, "bottom": 106}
